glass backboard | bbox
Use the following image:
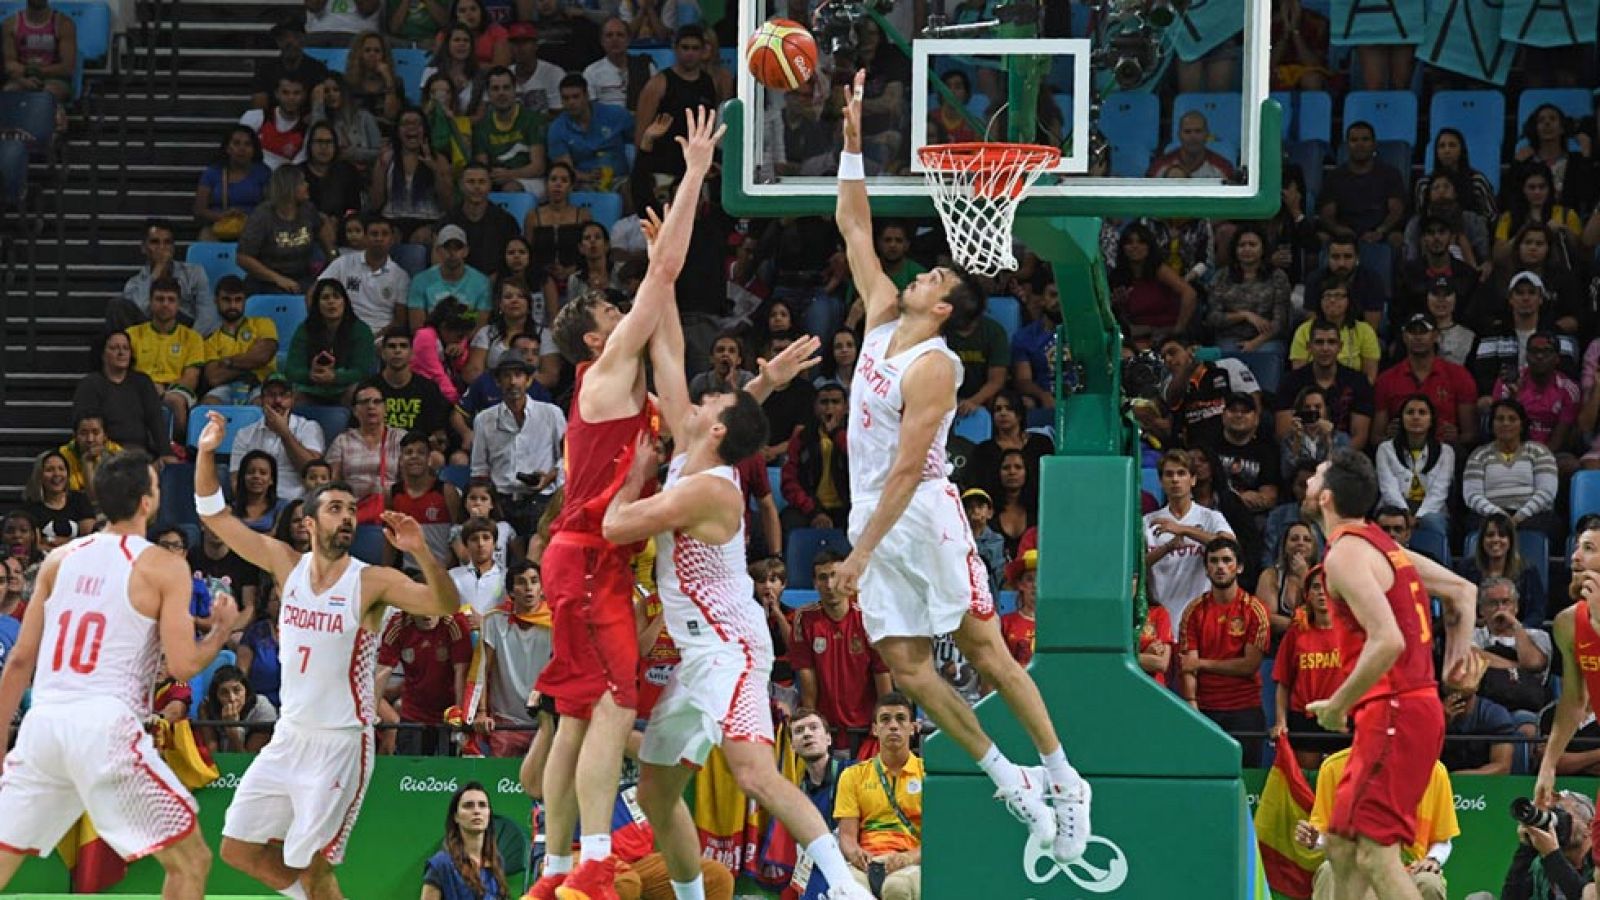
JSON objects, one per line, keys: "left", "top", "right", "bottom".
{"left": 722, "top": 0, "right": 1279, "bottom": 219}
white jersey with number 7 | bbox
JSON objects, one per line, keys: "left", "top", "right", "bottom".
{"left": 277, "top": 553, "right": 377, "bottom": 730}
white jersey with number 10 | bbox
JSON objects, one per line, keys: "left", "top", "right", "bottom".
{"left": 848, "top": 321, "right": 963, "bottom": 498}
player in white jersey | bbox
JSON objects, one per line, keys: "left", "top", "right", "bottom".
{"left": 829, "top": 68, "right": 1092, "bottom": 866}
{"left": 598, "top": 285, "right": 872, "bottom": 900}
{"left": 191, "top": 410, "right": 461, "bottom": 900}
{"left": 0, "top": 449, "right": 243, "bottom": 898}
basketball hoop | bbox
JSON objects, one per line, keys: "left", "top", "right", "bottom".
{"left": 918, "top": 142, "right": 1062, "bottom": 277}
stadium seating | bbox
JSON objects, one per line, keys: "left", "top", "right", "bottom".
{"left": 1270, "top": 90, "right": 1333, "bottom": 146}
{"left": 490, "top": 191, "right": 536, "bottom": 224}
{"left": 305, "top": 47, "right": 348, "bottom": 72}
{"left": 952, "top": 407, "right": 992, "bottom": 444}
{"left": 1025, "top": 407, "right": 1053, "bottom": 430}
{"left": 1516, "top": 88, "right": 1592, "bottom": 129}
{"left": 570, "top": 191, "right": 623, "bottom": 230}
{"left": 351, "top": 525, "right": 387, "bottom": 564}
{"left": 392, "top": 48, "right": 428, "bottom": 104}
{"left": 1572, "top": 470, "right": 1600, "bottom": 530}
{"left": 986, "top": 295, "right": 1021, "bottom": 340}
{"left": 1428, "top": 90, "right": 1505, "bottom": 192}
{"left": 1341, "top": 90, "right": 1418, "bottom": 148}
{"left": 781, "top": 588, "right": 819, "bottom": 610}
{"left": 1096, "top": 92, "right": 1158, "bottom": 177}
{"left": 639, "top": 47, "right": 676, "bottom": 72}
{"left": 768, "top": 466, "right": 783, "bottom": 512}
{"left": 187, "top": 405, "right": 264, "bottom": 454}
{"left": 245, "top": 294, "right": 308, "bottom": 366}
{"left": 187, "top": 241, "right": 246, "bottom": 287}
{"left": 1407, "top": 528, "right": 1449, "bottom": 566}
{"left": 391, "top": 241, "right": 430, "bottom": 276}
{"left": 785, "top": 528, "right": 850, "bottom": 589}
{"left": 439, "top": 464, "right": 471, "bottom": 490}
{"left": 0, "top": 139, "right": 26, "bottom": 207}
{"left": 292, "top": 405, "right": 349, "bottom": 444}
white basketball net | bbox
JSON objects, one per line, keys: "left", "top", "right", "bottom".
{"left": 919, "top": 143, "right": 1061, "bottom": 276}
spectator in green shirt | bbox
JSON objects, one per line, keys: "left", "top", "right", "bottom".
{"left": 472, "top": 65, "right": 547, "bottom": 195}
{"left": 946, "top": 311, "right": 1012, "bottom": 416}
{"left": 843, "top": 221, "right": 927, "bottom": 332}
{"left": 285, "top": 278, "right": 378, "bottom": 406}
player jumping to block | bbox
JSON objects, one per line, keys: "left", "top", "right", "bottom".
{"left": 193, "top": 410, "right": 462, "bottom": 900}
{"left": 0, "top": 449, "right": 244, "bottom": 899}
{"left": 828, "top": 68, "right": 1090, "bottom": 865}
{"left": 1301, "top": 450, "right": 1475, "bottom": 900}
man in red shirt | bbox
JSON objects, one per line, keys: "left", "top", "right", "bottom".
{"left": 376, "top": 612, "right": 473, "bottom": 756}
{"left": 1302, "top": 450, "right": 1475, "bottom": 900}
{"left": 1178, "top": 537, "right": 1270, "bottom": 765}
{"left": 1371, "top": 315, "right": 1478, "bottom": 448}
{"left": 1001, "top": 550, "right": 1038, "bottom": 665}
{"left": 789, "top": 550, "right": 892, "bottom": 755}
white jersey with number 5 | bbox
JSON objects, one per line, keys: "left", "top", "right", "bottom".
{"left": 31, "top": 534, "right": 161, "bottom": 716}
{"left": 848, "top": 322, "right": 963, "bottom": 498}
{"left": 278, "top": 554, "right": 376, "bottom": 730}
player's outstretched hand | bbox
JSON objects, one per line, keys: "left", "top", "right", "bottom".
{"left": 208, "top": 586, "right": 246, "bottom": 635}
{"left": 842, "top": 69, "right": 865, "bottom": 154}
{"left": 1533, "top": 766, "right": 1557, "bottom": 809}
{"left": 196, "top": 410, "right": 229, "bottom": 454}
{"left": 380, "top": 509, "right": 427, "bottom": 555}
{"left": 624, "top": 431, "right": 659, "bottom": 489}
{"left": 640, "top": 205, "right": 666, "bottom": 259}
{"left": 756, "top": 333, "right": 822, "bottom": 390}
{"left": 1305, "top": 698, "right": 1348, "bottom": 733}
{"left": 833, "top": 550, "right": 868, "bottom": 599}
{"left": 676, "top": 105, "right": 726, "bottom": 176}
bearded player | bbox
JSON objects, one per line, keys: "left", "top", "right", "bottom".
{"left": 1301, "top": 450, "right": 1475, "bottom": 900}
{"left": 827, "top": 67, "right": 1088, "bottom": 864}
{"left": 193, "top": 410, "right": 461, "bottom": 899}
{"left": 0, "top": 450, "right": 243, "bottom": 898}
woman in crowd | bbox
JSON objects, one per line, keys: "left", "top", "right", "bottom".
{"left": 1414, "top": 128, "right": 1497, "bottom": 217}
{"left": 238, "top": 165, "right": 328, "bottom": 295}
{"left": 525, "top": 161, "right": 590, "bottom": 320}
{"left": 992, "top": 448, "right": 1039, "bottom": 559}
{"left": 311, "top": 76, "right": 382, "bottom": 170}
{"left": 412, "top": 297, "right": 476, "bottom": 403}
{"left": 232, "top": 450, "right": 289, "bottom": 534}
{"left": 422, "top": 782, "right": 508, "bottom": 900}
{"left": 1288, "top": 282, "right": 1380, "bottom": 382}
{"left": 1204, "top": 224, "right": 1290, "bottom": 364}
{"left": 1484, "top": 221, "right": 1586, "bottom": 334}
{"left": 1455, "top": 512, "right": 1547, "bottom": 628}
{"left": 816, "top": 328, "right": 858, "bottom": 391}
{"left": 1374, "top": 394, "right": 1454, "bottom": 539}
{"left": 450, "top": 482, "right": 519, "bottom": 568}
{"left": 1264, "top": 165, "right": 1321, "bottom": 286}
{"left": 22, "top": 449, "right": 96, "bottom": 548}
{"left": 198, "top": 665, "right": 277, "bottom": 753}
{"left": 236, "top": 581, "right": 283, "bottom": 707}
{"left": 1279, "top": 386, "right": 1349, "bottom": 485}
{"left": 59, "top": 413, "right": 119, "bottom": 501}
{"left": 443, "top": 0, "right": 508, "bottom": 66}
{"left": 1402, "top": 170, "right": 1491, "bottom": 272}
{"left": 328, "top": 382, "right": 406, "bottom": 503}
{"left": 494, "top": 235, "right": 537, "bottom": 310}
{"left": 1514, "top": 103, "right": 1594, "bottom": 213}
{"left": 423, "top": 26, "right": 484, "bottom": 120}
{"left": 466, "top": 280, "right": 544, "bottom": 384}
{"left": 300, "top": 121, "right": 365, "bottom": 220}
{"left": 273, "top": 497, "right": 312, "bottom": 553}
{"left": 285, "top": 279, "right": 377, "bottom": 406}
{"left": 1256, "top": 521, "right": 1319, "bottom": 638}
{"left": 70, "top": 330, "right": 166, "bottom": 457}
{"left": 567, "top": 222, "right": 621, "bottom": 297}
{"left": 371, "top": 107, "right": 453, "bottom": 245}
{"left": 1109, "top": 222, "right": 1196, "bottom": 348}
{"left": 1270, "top": 568, "right": 1346, "bottom": 769}
{"left": 1493, "top": 162, "right": 1583, "bottom": 268}
{"left": 342, "top": 31, "right": 404, "bottom": 124}
{"left": 1463, "top": 399, "right": 1561, "bottom": 540}
{"left": 193, "top": 125, "right": 272, "bottom": 241}
{"left": 969, "top": 389, "right": 1053, "bottom": 499}
{"left": 423, "top": 72, "right": 475, "bottom": 172}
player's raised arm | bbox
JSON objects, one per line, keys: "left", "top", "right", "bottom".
{"left": 746, "top": 334, "right": 823, "bottom": 404}
{"left": 367, "top": 509, "right": 461, "bottom": 618}
{"left": 832, "top": 352, "right": 957, "bottom": 597}
{"left": 1536, "top": 607, "right": 1586, "bottom": 806}
{"left": 194, "top": 410, "right": 300, "bottom": 582}
{"left": 835, "top": 68, "right": 898, "bottom": 334}
{"left": 0, "top": 552, "right": 56, "bottom": 764}
{"left": 639, "top": 206, "right": 693, "bottom": 441}
{"left": 1306, "top": 543, "right": 1404, "bottom": 732}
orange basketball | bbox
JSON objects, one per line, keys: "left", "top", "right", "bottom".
{"left": 745, "top": 18, "right": 818, "bottom": 92}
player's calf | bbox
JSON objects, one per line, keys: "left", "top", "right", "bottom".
{"left": 220, "top": 837, "right": 302, "bottom": 895}
{"left": 153, "top": 832, "right": 213, "bottom": 899}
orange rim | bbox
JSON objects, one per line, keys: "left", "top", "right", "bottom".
{"left": 919, "top": 142, "right": 1061, "bottom": 199}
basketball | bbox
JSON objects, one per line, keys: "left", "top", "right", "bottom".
{"left": 744, "top": 18, "right": 818, "bottom": 92}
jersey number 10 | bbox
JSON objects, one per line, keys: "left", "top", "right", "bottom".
{"left": 51, "top": 611, "right": 107, "bottom": 674}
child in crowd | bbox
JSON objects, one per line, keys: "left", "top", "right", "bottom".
{"left": 963, "top": 487, "right": 1005, "bottom": 599}
{"left": 450, "top": 481, "right": 519, "bottom": 568}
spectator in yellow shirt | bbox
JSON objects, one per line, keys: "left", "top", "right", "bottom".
{"left": 835, "top": 692, "right": 922, "bottom": 900}
{"left": 201, "top": 275, "right": 281, "bottom": 405}
{"left": 126, "top": 277, "right": 206, "bottom": 445}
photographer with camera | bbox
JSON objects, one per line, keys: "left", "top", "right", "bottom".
{"left": 1464, "top": 791, "right": 1596, "bottom": 900}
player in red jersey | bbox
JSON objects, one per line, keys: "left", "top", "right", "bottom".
{"left": 1534, "top": 519, "right": 1600, "bottom": 892}
{"left": 1301, "top": 450, "right": 1476, "bottom": 900}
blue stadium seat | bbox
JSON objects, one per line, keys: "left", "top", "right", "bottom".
{"left": 0, "top": 91, "right": 55, "bottom": 158}
{"left": 0, "top": 139, "right": 25, "bottom": 207}
{"left": 997, "top": 590, "right": 1018, "bottom": 615}
{"left": 1428, "top": 91, "right": 1505, "bottom": 193}
{"left": 1097, "top": 92, "right": 1158, "bottom": 177}
{"left": 785, "top": 528, "right": 850, "bottom": 589}
{"left": 1517, "top": 88, "right": 1592, "bottom": 130}
{"left": 490, "top": 191, "right": 536, "bottom": 225}
{"left": 570, "top": 191, "right": 622, "bottom": 230}
{"left": 392, "top": 48, "right": 428, "bottom": 104}
{"left": 1053, "top": 93, "right": 1073, "bottom": 138}
{"left": 186, "top": 242, "right": 245, "bottom": 286}
{"left": 1025, "top": 407, "right": 1053, "bottom": 430}
{"left": 1406, "top": 529, "right": 1449, "bottom": 566}
{"left": 291, "top": 404, "right": 348, "bottom": 444}
{"left": 188, "top": 649, "right": 236, "bottom": 720}
{"left": 351, "top": 525, "right": 387, "bottom": 564}
{"left": 718, "top": 46, "right": 735, "bottom": 70}
{"left": 952, "top": 407, "right": 992, "bottom": 443}
{"left": 768, "top": 466, "right": 784, "bottom": 513}
{"left": 304, "top": 47, "right": 348, "bottom": 72}
{"left": 1342, "top": 90, "right": 1418, "bottom": 148}
{"left": 1572, "top": 470, "right": 1600, "bottom": 530}
{"left": 391, "top": 241, "right": 430, "bottom": 276}
{"left": 966, "top": 93, "right": 991, "bottom": 122}
{"left": 986, "top": 295, "right": 1021, "bottom": 340}
{"left": 1270, "top": 90, "right": 1333, "bottom": 146}
{"left": 187, "top": 405, "right": 264, "bottom": 455}
{"left": 781, "top": 588, "right": 819, "bottom": 610}
{"left": 158, "top": 462, "right": 198, "bottom": 527}
{"left": 1140, "top": 466, "right": 1164, "bottom": 506}
{"left": 245, "top": 294, "right": 308, "bottom": 367}
{"left": 439, "top": 464, "right": 471, "bottom": 490}
{"left": 1171, "top": 92, "right": 1243, "bottom": 152}
{"left": 56, "top": 2, "right": 110, "bottom": 66}
{"left": 639, "top": 47, "right": 676, "bottom": 72}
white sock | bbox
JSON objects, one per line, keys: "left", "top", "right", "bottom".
{"left": 278, "top": 883, "right": 308, "bottom": 900}
{"left": 978, "top": 743, "right": 1024, "bottom": 791}
{"left": 804, "top": 834, "right": 855, "bottom": 891}
{"left": 544, "top": 853, "right": 575, "bottom": 876}
{"left": 579, "top": 833, "right": 612, "bottom": 863}
{"left": 1041, "top": 746, "right": 1080, "bottom": 790}
{"left": 671, "top": 875, "right": 707, "bottom": 900}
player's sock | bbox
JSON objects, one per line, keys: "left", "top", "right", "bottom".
{"left": 544, "top": 853, "right": 575, "bottom": 876}
{"left": 1040, "top": 746, "right": 1081, "bottom": 790}
{"left": 978, "top": 743, "right": 1024, "bottom": 791}
{"left": 670, "top": 875, "right": 707, "bottom": 900}
{"left": 277, "top": 882, "right": 309, "bottom": 900}
{"left": 579, "top": 833, "right": 612, "bottom": 863}
{"left": 804, "top": 833, "right": 856, "bottom": 890}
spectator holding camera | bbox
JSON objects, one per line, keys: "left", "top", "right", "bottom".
{"left": 468, "top": 356, "right": 564, "bottom": 535}
{"left": 1477, "top": 791, "right": 1597, "bottom": 900}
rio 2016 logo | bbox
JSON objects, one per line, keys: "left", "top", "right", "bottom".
{"left": 1022, "top": 832, "right": 1129, "bottom": 894}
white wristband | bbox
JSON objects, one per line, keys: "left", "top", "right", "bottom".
{"left": 195, "top": 490, "right": 226, "bottom": 517}
{"left": 838, "top": 152, "right": 865, "bottom": 182}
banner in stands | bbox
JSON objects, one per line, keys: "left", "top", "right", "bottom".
{"left": 1328, "top": 0, "right": 1426, "bottom": 46}
{"left": 1499, "top": 0, "right": 1600, "bottom": 47}
{"left": 1167, "top": 0, "right": 1245, "bottom": 62}
{"left": 1418, "top": 0, "right": 1517, "bottom": 84}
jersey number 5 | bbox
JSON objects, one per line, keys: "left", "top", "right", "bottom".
{"left": 51, "top": 611, "right": 107, "bottom": 674}
{"left": 1408, "top": 580, "right": 1432, "bottom": 643}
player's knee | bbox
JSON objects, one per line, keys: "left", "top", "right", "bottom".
{"left": 160, "top": 834, "right": 212, "bottom": 880}
{"left": 1351, "top": 838, "right": 1396, "bottom": 874}
{"left": 1322, "top": 835, "right": 1354, "bottom": 866}
{"left": 726, "top": 756, "right": 777, "bottom": 802}
{"left": 219, "top": 837, "right": 252, "bottom": 871}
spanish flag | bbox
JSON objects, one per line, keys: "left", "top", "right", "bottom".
{"left": 1254, "top": 732, "right": 1321, "bottom": 899}
{"left": 56, "top": 816, "right": 127, "bottom": 893}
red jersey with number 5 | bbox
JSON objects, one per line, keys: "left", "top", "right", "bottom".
{"left": 1322, "top": 522, "right": 1436, "bottom": 709}
{"left": 32, "top": 534, "right": 162, "bottom": 716}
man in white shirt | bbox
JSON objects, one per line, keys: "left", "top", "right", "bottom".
{"left": 449, "top": 517, "right": 505, "bottom": 621}
{"left": 1143, "top": 449, "right": 1235, "bottom": 623}
{"left": 320, "top": 213, "right": 410, "bottom": 334}
{"left": 229, "top": 373, "right": 326, "bottom": 500}
{"left": 469, "top": 357, "right": 564, "bottom": 535}
{"left": 469, "top": 559, "right": 552, "bottom": 757}
{"left": 507, "top": 22, "right": 564, "bottom": 114}
{"left": 583, "top": 15, "right": 652, "bottom": 110}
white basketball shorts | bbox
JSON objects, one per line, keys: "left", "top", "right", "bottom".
{"left": 222, "top": 722, "right": 373, "bottom": 868}
{"left": 639, "top": 640, "right": 775, "bottom": 768}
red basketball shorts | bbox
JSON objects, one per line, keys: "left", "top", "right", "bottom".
{"left": 534, "top": 531, "right": 640, "bottom": 719}
{"left": 1328, "top": 687, "right": 1445, "bottom": 848}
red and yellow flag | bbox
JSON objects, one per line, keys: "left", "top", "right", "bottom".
{"left": 1254, "top": 733, "right": 1321, "bottom": 899}
{"left": 56, "top": 816, "right": 127, "bottom": 893}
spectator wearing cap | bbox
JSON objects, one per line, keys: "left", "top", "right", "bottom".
{"left": 1215, "top": 391, "right": 1281, "bottom": 522}
{"left": 548, "top": 73, "right": 634, "bottom": 193}
{"left": 118, "top": 220, "right": 217, "bottom": 337}
{"left": 583, "top": 15, "right": 655, "bottom": 111}
{"left": 230, "top": 372, "right": 327, "bottom": 500}
{"left": 469, "top": 355, "right": 564, "bottom": 535}
{"left": 779, "top": 381, "right": 850, "bottom": 537}
{"left": 1488, "top": 330, "right": 1580, "bottom": 475}
{"left": 505, "top": 22, "right": 563, "bottom": 113}
{"left": 1469, "top": 271, "right": 1581, "bottom": 396}
{"left": 252, "top": 16, "right": 330, "bottom": 110}
{"left": 443, "top": 163, "right": 523, "bottom": 277}
{"left": 1000, "top": 550, "right": 1038, "bottom": 666}
{"left": 963, "top": 488, "right": 1004, "bottom": 599}
{"left": 1421, "top": 277, "right": 1476, "bottom": 366}
{"left": 201, "top": 276, "right": 281, "bottom": 406}
{"left": 304, "top": 0, "right": 382, "bottom": 47}
{"left": 1372, "top": 314, "right": 1478, "bottom": 448}
{"left": 1274, "top": 319, "right": 1375, "bottom": 453}
{"left": 473, "top": 65, "right": 549, "bottom": 196}
{"left": 1491, "top": 221, "right": 1587, "bottom": 334}
{"left": 1151, "top": 337, "right": 1253, "bottom": 450}
{"left": 321, "top": 213, "right": 411, "bottom": 334}
{"left": 1398, "top": 210, "right": 1481, "bottom": 325}
{"left": 407, "top": 224, "right": 493, "bottom": 331}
